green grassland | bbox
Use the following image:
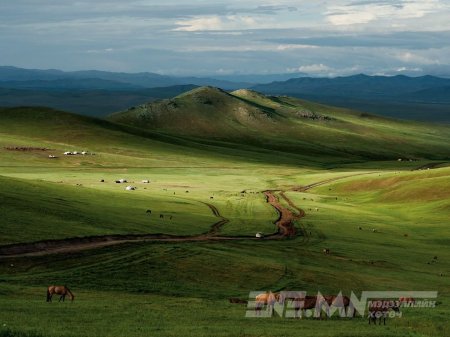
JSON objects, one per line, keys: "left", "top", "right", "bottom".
{"left": 110, "top": 87, "right": 450, "bottom": 162}
{"left": 0, "top": 91, "right": 449, "bottom": 337}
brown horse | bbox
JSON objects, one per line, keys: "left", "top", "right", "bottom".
{"left": 255, "top": 291, "right": 278, "bottom": 315}
{"left": 47, "top": 285, "right": 74, "bottom": 302}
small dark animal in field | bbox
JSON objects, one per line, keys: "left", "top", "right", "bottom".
{"left": 146, "top": 209, "right": 152, "bottom": 214}
{"left": 210, "top": 196, "right": 214, "bottom": 199}
{"left": 115, "top": 181, "right": 121, "bottom": 183}
{"left": 229, "top": 298, "right": 248, "bottom": 304}
{"left": 372, "top": 229, "right": 377, "bottom": 233}
{"left": 323, "top": 248, "right": 330, "bottom": 254}
{"left": 404, "top": 233, "right": 408, "bottom": 237}
{"left": 173, "top": 192, "right": 176, "bottom": 195}
{"left": 169, "top": 216, "right": 173, "bottom": 220}
{"left": 186, "top": 190, "right": 189, "bottom": 193}
{"left": 359, "top": 226, "right": 362, "bottom": 230}
{"left": 434, "top": 256, "right": 438, "bottom": 260}
{"left": 100, "top": 179, "right": 105, "bottom": 182}
{"left": 160, "top": 214, "right": 164, "bottom": 219}
{"left": 47, "top": 285, "right": 74, "bottom": 303}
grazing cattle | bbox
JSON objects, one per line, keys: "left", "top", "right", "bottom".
{"left": 255, "top": 232, "right": 264, "bottom": 238}
{"left": 315, "top": 208, "right": 319, "bottom": 211}
{"left": 169, "top": 216, "right": 173, "bottom": 220}
{"left": 100, "top": 179, "right": 105, "bottom": 182}
{"left": 368, "top": 299, "right": 400, "bottom": 325}
{"left": 323, "top": 248, "right": 330, "bottom": 254}
{"left": 210, "top": 196, "right": 214, "bottom": 199}
{"left": 125, "top": 186, "right": 136, "bottom": 191}
{"left": 146, "top": 209, "right": 152, "bottom": 214}
{"left": 47, "top": 285, "right": 74, "bottom": 302}
{"left": 433, "top": 256, "right": 438, "bottom": 260}
{"left": 160, "top": 214, "right": 164, "bottom": 219}
{"left": 372, "top": 229, "right": 377, "bottom": 233}
{"left": 186, "top": 190, "right": 189, "bottom": 193}
{"left": 358, "top": 226, "right": 362, "bottom": 230}
{"left": 142, "top": 180, "right": 150, "bottom": 183}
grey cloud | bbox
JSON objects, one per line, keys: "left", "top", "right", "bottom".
{"left": 266, "top": 31, "right": 450, "bottom": 50}
{"left": 347, "top": 0, "right": 404, "bottom": 8}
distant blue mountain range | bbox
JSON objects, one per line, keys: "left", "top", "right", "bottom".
{"left": 1, "top": 66, "right": 449, "bottom": 122}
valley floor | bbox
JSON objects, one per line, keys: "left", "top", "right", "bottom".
{"left": 0, "top": 106, "right": 449, "bottom": 337}
{"left": 0, "top": 163, "right": 449, "bottom": 337}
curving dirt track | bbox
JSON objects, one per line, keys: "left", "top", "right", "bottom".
{"left": 202, "top": 202, "right": 229, "bottom": 235}
{"left": 263, "top": 191, "right": 298, "bottom": 238}
{"left": 0, "top": 173, "right": 373, "bottom": 258}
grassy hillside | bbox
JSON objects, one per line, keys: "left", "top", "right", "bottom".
{"left": 110, "top": 87, "right": 450, "bottom": 162}
{"left": 0, "top": 104, "right": 449, "bottom": 337}
{"left": 0, "top": 168, "right": 449, "bottom": 337}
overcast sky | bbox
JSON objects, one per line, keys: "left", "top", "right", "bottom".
{"left": 1, "top": 0, "right": 450, "bottom": 77}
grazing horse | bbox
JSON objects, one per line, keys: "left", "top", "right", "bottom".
{"left": 47, "top": 285, "right": 74, "bottom": 302}
{"left": 368, "top": 299, "right": 399, "bottom": 325}
{"left": 323, "top": 248, "right": 330, "bottom": 254}
{"left": 322, "top": 295, "right": 354, "bottom": 318}
{"left": 146, "top": 209, "right": 152, "bottom": 214}
{"left": 292, "top": 295, "right": 322, "bottom": 318}
{"left": 255, "top": 291, "right": 277, "bottom": 315}
{"left": 399, "top": 297, "right": 415, "bottom": 307}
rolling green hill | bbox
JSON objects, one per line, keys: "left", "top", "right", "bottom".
{"left": 110, "top": 87, "right": 450, "bottom": 162}
{"left": 0, "top": 99, "right": 449, "bottom": 337}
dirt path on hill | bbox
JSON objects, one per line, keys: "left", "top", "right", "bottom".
{"left": 202, "top": 202, "right": 229, "bottom": 235}
{"left": 263, "top": 191, "right": 298, "bottom": 238}
{"left": 0, "top": 173, "right": 373, "bottom": 258}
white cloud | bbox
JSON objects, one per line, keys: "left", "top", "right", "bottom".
{"left": 276, "top": 44, "right": 318, "bottom": 50}
{"left": 174, "top": 15, "right": 260, "bottom": 31}
{"left": 393, "top": 51, "right": 441, "bottom": 65}
{"left": 287, "top": 64, "right": 332, "bottom": 74}
{"left": 326, "top": 0, "right": 448, "bottom": 26}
